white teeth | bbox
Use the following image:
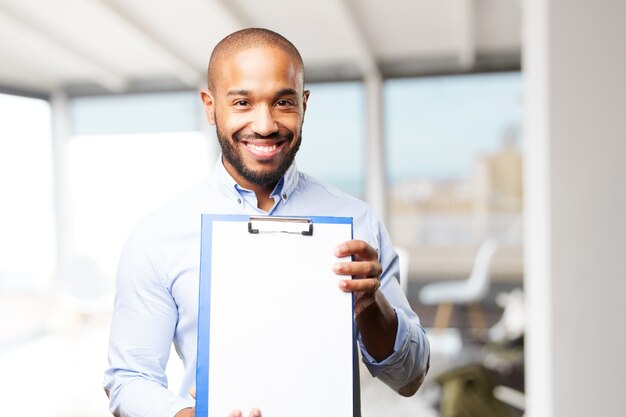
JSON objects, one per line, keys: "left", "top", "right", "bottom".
{"left": 247, "top": 143, "right": 277, "bottom": 153}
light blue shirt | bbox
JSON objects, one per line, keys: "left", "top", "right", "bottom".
{"left": 104, "top": 159, "right": 430, "bottom": 417}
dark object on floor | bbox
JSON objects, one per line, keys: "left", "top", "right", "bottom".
{"left": 435, "top": 364, "right": 515, "bottom": 417}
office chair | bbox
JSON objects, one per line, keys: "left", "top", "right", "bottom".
{"left": 418, "top": 239, "right": 498, "bottom": 332}
{"left": 395, "top": 246, "right": 410, "bottom": 295}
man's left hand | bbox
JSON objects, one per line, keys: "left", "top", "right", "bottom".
{"left": 332, "top": 239, "right": 398, "bottom": 361}
{"left": 332, "top": 239, "right": 383, "bottom": 316}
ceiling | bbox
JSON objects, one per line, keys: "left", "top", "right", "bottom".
{"left": 0, "top": 0, "right": 521, "bottom": 97}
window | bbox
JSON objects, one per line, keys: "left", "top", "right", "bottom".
{"left": 296, "top": 82, "right": 365, "bottom": 198}
{"left": 67, "top": 91, "right": 211, "bottom": 280}
{"left": 0, "top": 93, "right": 54, "bottom": 291}
{"left": 384, "top": 72, "right": 523, "bottom": 279}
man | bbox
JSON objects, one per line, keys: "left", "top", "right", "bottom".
{"left": 104, "top": 28, "right": 430, "bottom": 417}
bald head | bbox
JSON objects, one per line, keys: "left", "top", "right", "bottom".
{"left": 207, "top": 28, "right": 304, "bottom": 91}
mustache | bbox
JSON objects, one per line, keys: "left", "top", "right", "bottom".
{"left": 233, "top": 131, "right": 294, "bottom": 142}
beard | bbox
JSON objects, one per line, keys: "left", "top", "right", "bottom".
{"left": 216, "top": 123, "right": 302, "bottom": 188}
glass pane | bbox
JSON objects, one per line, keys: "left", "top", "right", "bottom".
{"left": 0, "top": 93, "right": 54, "bottom": 291}
{"left": 297, "top": 82, "right": 365, "bottom": 198}
{"left": 385, "top": 72, "right": 523, "bottom": 278}
{"left": 70, "top": 91, "right": 200, "bottom": 135}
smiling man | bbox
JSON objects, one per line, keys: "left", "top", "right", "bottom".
{"left": 104, "top": 28, "right": 430, "bottom": 417}
{"left": 203, "top": 38, "right": 307, "bottom": 211}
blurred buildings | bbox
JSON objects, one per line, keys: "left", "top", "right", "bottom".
{"left": 390, "top": 128, "right": 523, "bottom": 281}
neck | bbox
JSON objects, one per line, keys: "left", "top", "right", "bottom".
{"left": 255, "top": 192, "right": 276, "bottom": 212}
{"left": 223, "top": 160, "right": 278, "bottom": 212}
{"left": 247, "top": 184, "right": 276, "bottom": 212}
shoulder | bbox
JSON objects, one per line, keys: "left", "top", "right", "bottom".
{"left": 296, "top": 172, "right": 368, "bottom": 209}
{"left": 131, "top": 177, "right": 211, "bottom": 242}
{"left": 294, "top": 172, "right": 382, "bottom": 243}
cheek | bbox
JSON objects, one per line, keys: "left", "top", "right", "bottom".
{"left": 278, "top": 114, "right": 304, "bottom": 132}
{"left": 220, "top": 113, "right": 252, "bottom": 133}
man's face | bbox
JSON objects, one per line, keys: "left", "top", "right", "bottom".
{"left": 202, "top": 46, "right": 309, "bottom": 189}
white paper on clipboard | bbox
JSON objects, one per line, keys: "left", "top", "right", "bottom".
{"left": 196, "top": 214, "right": 360, "bottom": 417}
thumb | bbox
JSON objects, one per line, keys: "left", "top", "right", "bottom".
{"left": 189, "top": 386, "right": 196, "bottom": 399}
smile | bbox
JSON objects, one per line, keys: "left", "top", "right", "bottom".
{"left": 242, "top": 140, "right": 287, "bottom": 159}
{"left": 246, "top": 143, "right": 278, "bottom": 153}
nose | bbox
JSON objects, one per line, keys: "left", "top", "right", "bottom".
{"left": 250, "top": 105, "right": 279, "bottom": 137}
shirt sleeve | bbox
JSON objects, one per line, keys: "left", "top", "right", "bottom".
{"left": 358, "top": 306, "right": 430, "bottom": 392}
{"left": 104, "top": 225, "right": 194, "bottom": 417}
{"left": 358, "top": 218, "right": 431, "bottom": 393}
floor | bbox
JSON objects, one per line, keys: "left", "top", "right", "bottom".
{"left": 0, "top": 317, "right": 112, "bottom": 417}
{"left": 1, "top": 281, "right": 522, "bottom": 417}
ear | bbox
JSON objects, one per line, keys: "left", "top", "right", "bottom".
{"left": 200, "top": 89, "right": 216, "bottom": 125}
{"left": 302, "top": 89, "right": 310, "bottom": 114}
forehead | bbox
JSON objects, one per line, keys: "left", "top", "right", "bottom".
{"left": 212, "top": 46, "right": 304, "bottom": 94}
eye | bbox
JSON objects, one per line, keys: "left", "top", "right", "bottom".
{"left": 234, "top": 100, "right": 249, "bottom": 107}
{"left": 276, "top": 99, "right": 294, "bottom": 107}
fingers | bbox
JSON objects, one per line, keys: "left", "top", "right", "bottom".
{"left": 228, "top": 408, "right": 261, "bottom": 417}
{"left": 333, "top": 260, "right": 382, "bottom": 278}
{"left": 333, "top": 240, "right": 382, "bottom": 294}
{"left": 188, "top": 386, "right": 196, "bottom": 399}
{"left": 334, "top": 240, "right": 378, "bottom": 261}
{"left": 339, "top": 277, "right": 381, "bottom": 293}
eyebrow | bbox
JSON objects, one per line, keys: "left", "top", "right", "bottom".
{"left": 225, "top": 88, "right": 299, "bottom": 98}
{"left": 226, "top": 89, "right": 250, "bottom": 97}
{"left": 275, "top": 88, "right": 298, "bottom": 97}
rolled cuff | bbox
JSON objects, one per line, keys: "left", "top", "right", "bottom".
{"left": 108, "top": 377, "right": 195, "bottom": 417}
{"left": 358, "top": 308, "right": 430, "bottom": 392}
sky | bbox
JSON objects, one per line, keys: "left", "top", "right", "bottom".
{"left": 384, "top": 72, "right": 523, "bottom": 181}
{"left": 298, "top": 72, "right": 523, "bottom": 194}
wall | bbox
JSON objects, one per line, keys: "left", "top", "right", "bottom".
{"left": 524, "top": 1, "right": 626, "bottom": 416}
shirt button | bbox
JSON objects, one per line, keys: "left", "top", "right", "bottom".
{"left": 282, "top": 193, "right": 287, "bottom": 200}
{"left": 237, "top": 198, "right": 242, "bottom": 204}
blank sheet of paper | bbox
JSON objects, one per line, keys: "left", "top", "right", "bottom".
{"left": 196, "top": 215, "right": 358, "bottom": 417}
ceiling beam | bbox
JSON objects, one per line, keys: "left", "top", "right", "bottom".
{"left": 96, "top": 0, "right": 201, "bottom": 88}
{"left": 0, "top": 83, "right": 49, "bottom": 100}
{"left": 0, "top": 5, "right": 127, "bottom": 92}
{"left": 333, "top": 0, "right": 380, "bottom": 78}
{"left": 458, "top": 0, "right": 476, "bottom": 69}
{"left": 212, "top": 0, "right": 255, "bottom": 29}
{"left": 0, "top": 38, "right": 58, "bottom": 93}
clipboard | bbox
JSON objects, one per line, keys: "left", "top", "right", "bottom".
{"left": 196, "top": 214, "right": 360, "bottom": 417}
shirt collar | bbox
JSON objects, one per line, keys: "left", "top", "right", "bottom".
{"left": 278, "top": 161, "right": 299, "bottom": 202}
{"left": 211, "top": 155, "right": 300, "bottom": 204}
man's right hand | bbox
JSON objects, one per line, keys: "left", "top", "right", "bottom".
{"left": 179, "top": 387, "right": 261, "bottom": 417}
{"left": 174, "top": 406, "right": 262, "bottom": 416}
{"left": 228, "top": 408, "right": 261, "bottom": 417}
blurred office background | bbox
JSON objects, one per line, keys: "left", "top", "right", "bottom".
{"left": 0, "top": 1, "right": 624, "bottom": 416}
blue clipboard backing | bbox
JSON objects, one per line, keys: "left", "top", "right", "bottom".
{"left": 196, "top": 214, "right": 360, "bottom": 417}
